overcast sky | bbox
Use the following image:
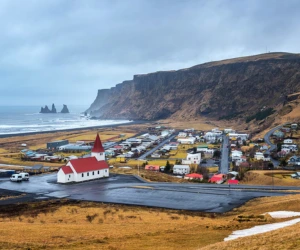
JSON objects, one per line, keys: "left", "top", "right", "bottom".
{"left": 0, "top": 0, "right": 299, "bottom": 106}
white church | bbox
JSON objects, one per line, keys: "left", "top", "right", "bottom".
{"left": 57, "top": 134, "right": 109, "bottom": 183}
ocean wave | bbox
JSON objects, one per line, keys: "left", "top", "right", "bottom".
{"left": 0, "top": 119, "right": 132, "bottom": 135}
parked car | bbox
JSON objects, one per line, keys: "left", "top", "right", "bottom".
{"left": 19, "top": 172, "right": 30, "bottom": 181}
{"left": 10, "top": 174, "right": 23, "bottom": 182}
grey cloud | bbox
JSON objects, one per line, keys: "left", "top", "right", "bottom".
{"left": 0, "top": 0, "right": 299, "bottom": 105}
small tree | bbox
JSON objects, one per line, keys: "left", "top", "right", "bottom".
{"left": 165, "top": 161, "right": 171, "bottom": 172}
{"left": 213, "top": 150, "right": 221, "bottom": 159}
{"left": 197, "top": 166, "right": 209, "bottom": 180}
{"left": 277, "top": 143, "right": 282, "bottom": 152}
{"left": 280, "top": 159, "right": 287, "bottom": 167}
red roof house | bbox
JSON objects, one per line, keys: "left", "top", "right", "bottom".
{"left": 145, "top": 165, "right": 160, "bottom": 171}
{"left": 184, "top": 173, "right": 203, "bottom": 180}
{"left": 209, "top": 174, "right": 226, "bottom": 184}
{"left": 228, "top": 179, "right": 239, "bottom": 185}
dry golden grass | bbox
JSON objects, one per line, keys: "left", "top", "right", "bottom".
{"left": 1, "top": 193, "right": 300, "bottom": 250}
{"left": 0, "top": 201, "right": 231, "bottom": 250}
{"left": 201, "top": 194, "right": 300, "bottom": 250}
{"left": 240, "top": 170, "right": 300, "bottom": 186}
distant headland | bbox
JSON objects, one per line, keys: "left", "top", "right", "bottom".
{"left": 40, "top": 104, "right": 70, "bottom": 114}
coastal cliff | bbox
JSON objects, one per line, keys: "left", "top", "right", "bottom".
{"left": 86, "top": 52, "right": 300, "bottom": 121}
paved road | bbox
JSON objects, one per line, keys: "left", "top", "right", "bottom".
{"left": 263, "top": 124, "right": 287, "bottom": 167}
{"left": 138, "top": 134, "right": 177, "bottom": 160}
{"left": 0, "top": 173, "right": 298, "bottom": 213}
{"left": 220, "top": 135, "right": 229, "bottom": 174}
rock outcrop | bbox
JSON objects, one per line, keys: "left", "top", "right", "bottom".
{"left": 40, "top": 104, "right": 57, "bottom": 114}
{"left": 86, "top": 52, "right": 300, "bottom": 121}
{"left": 61, "top": 104, "right": 70, "bottom": 113}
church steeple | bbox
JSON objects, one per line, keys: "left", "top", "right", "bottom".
{"left": 91, "top": 134, "right": 105, "bottom": 161}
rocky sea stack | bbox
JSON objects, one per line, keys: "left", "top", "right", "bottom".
{"left": 40, "top": 104, "right": 57, "bottom": 114}
{"left": 40, "top": 104, "right": 70, "bottom": 113}
{"left": 61, "top": 104, "right": 70, "bottom": 113}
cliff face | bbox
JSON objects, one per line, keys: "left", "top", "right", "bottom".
{"left": 87, "top": 53, "right": 300, "bottom": 121}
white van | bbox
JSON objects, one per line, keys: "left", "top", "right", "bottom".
{"left": 10, "top": 174, "right": 23, "bottom": 182}
{"left": 19, "top": 172, "right": 30, "bottom": 181}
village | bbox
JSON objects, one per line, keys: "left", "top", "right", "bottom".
{"left": 1, "top": 122, "right": 300, "bottom": 185}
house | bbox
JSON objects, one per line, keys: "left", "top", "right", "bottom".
{"left": 232, "top": 150, "right": 243, "bottom": 161}
{"left": 291, "top": 172, "right": 300, "bottom": 179}
{"left": 277, "top": 150, "right": 288, "bottom": 158}
{"left": 182, "top": 152, "right": 201, "bottom": 165}
{"left": 228, "top": 133, "right": 248, "bottom": 141}
{"left": 260, "top": 145, "right": 269, "bottom": 151}
{"left": 151, "top": 153, "right": 161, "bottom": 158}
{"left": 288, "top": 156, "right": 300, "bottom": 166}
{"left": 124, "top": 151, "right": 135, "bottom": 158}
{"left": 209, "top": 174, "right": 226, "bottom": 184}
{"left": 145, "top": 165, "right": 160, "bottom": 171}
{"left": 177, "top": 137, "right": 196, "bottom": 144}
{"left": 254, "top": 152, "right": 270, "bottom": 161}
{"left": 291, "top": 123, "right": 298, "bottom": 130}
{"left": 184, "top": 173, "right": 203, "bottom": 181}
{"left": 47, "top": 140, "right": 69, "bottom": 149}
{"left": 284, "top": 139, "right": 293, "bottom": 144}
{"left": 224, "top": 128, "right": 235, "bottom": 134}
{"left": 178, "top": 132, "right": 187, "bottom": 138}
{"left": 173, "top": 165, "right": 190, "bottom": 175}
{"left": 282, "top": 144, "right": 298, "bottom": 152}
{"left": 273, "top": 130, "right": 284, "bottom": 139}
{"left": 228, "top": 179, "right": 239, "bottom": 185}
{"left": 57, "top": 134, "right": 109, "bottom": 183}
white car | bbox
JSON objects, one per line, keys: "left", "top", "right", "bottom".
{"left": 19, "top": 172, "right": 30, "bottom": 181}
{"left": 10, "top": 174, "right": 23, "bottom": 182}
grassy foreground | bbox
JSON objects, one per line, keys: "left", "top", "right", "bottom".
{"left": 0, "top": 193, "right": 300, "bottom": 250}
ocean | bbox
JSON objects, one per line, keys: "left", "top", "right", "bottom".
{"left": 0, "top": 105, "right": 131, "bottom": 135}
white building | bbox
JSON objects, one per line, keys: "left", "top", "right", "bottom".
{"left": 224, "top": 128, "right": 235, "bottom": 134}
{"left": 254, "top": 152, "right": 270, "bottom": 161}
{"left": 283, "top": 139, "right": 293, "bottom": 144}
{"left": 178, "top": 132, "right": 187, "bottom": 138}
{"left": 173, "top": 165, "right": 190, "bottom": 175}
{"left": 57, "top": 134, "right": 109, "bottom": 183}
{"left": 228, "top": 133, "right": 249, "bottom": 141}
{"left": 232, "top": 150, "right": 243, "bottom": 161}
{"left": 282, "top": 144, "right": 298, "bottom": 152}
{"left": 182, "top": 152, "right": 201, "bottom": 165}
{"left": 177, "top": 137, "right": 196, "bottom": 144}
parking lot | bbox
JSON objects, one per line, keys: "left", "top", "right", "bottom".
{"left": 0, "top": 173, "right": 297, "bottom": 212}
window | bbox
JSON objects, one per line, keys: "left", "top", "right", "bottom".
{"left": 98, "top": 171, "right": 99, "bottom": 174}
{"left": 82, "top": 173, "right": 84, "bottom": 177}
{"left": 69, "top": 175, "right": 71, "bottom": 178}
{"left": 93, "top": 172, "right": 94, "bottom": 175}
{"left": 105, "top": 169, "right": 107, "bottom": 173}
{"left": 87, "top": 172, "right": 89, "bottom": 176}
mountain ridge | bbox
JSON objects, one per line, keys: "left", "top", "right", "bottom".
{"left": 86, "top": 52, "right": 300, "bottom": 123}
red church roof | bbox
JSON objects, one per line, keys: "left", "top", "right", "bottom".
{"left": 61, "top": 165, "right": 74, "bottom": 174}
{"left": 70, "top": 157, "right": 108, "bottom": 173}
{"left": 92, "top": 133, "right": 104, "bottom": 153}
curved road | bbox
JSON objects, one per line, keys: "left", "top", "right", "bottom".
{"left": 263, "top": 124, "right": 287, "bottom": 167}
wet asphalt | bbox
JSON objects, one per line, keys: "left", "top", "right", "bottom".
{"left": 0, "top": 173, "right": 298, "bottom": 213}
